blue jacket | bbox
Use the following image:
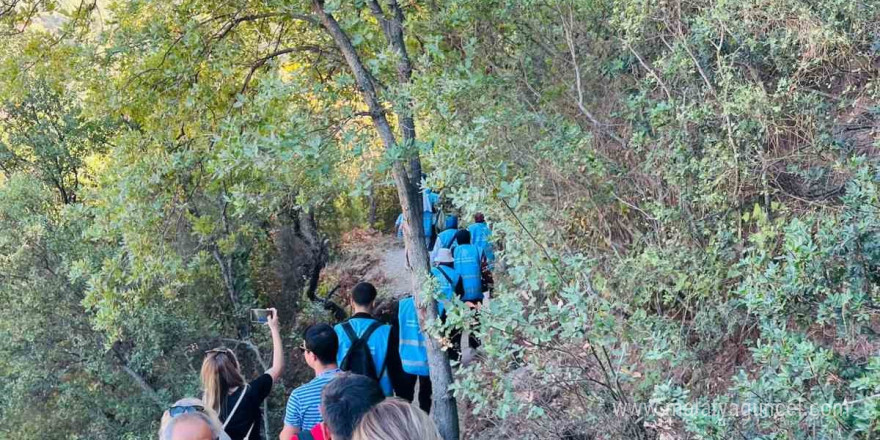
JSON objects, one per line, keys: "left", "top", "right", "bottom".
{"left": 468, "top": 222, "right": 494, "bottom": 264}
{"left": 334, "top": 317, "right": 393, "bottom": 395}
{"left": 397, "top": 297, "right": 429, "bottom": 376}
{"left": 422, "top": 190, "right": 439, "bottom": 237}
{"left": 437, "top": 228, "right": 458, "bottom": 249}
{"left": 431, "top": 265, "right": 460, "bottom": 314}
{"left": 454, "top": 244, "right": 483, "bottom": 302}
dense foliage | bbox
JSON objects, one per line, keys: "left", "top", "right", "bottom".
{"left": 1, "top": 0, "right": 880, "bottom": 439}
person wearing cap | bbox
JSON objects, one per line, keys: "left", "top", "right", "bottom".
{"left": 394, "top": 248, "right": 462, "bottom": 412}
{"left": 432, "top": 248, "right": 464, "bottom": 305}
{"left": 429, "top": 215, "right": 459, "bottom": 263}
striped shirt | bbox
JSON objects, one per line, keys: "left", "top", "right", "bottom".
{"left": 283, "top": 368, "right": 340, "bottom": 431}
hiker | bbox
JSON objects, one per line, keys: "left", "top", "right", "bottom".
{"left": 468, "top": 212, "right": 495, "bottom": 268}
{"left": 432, "top": 247, "right": 478, "bottom": 362}
{"left": 432, "top": 248, "right": 464, "bottom": 308}
{"left": 394, "top": 295, "right": 433, "bottom": 413}
{"left": 452, "top": 230, "right": 483, "bottom": 303}
{"left": 291, "top": 372, "right": 386, "bottom": 440}
{"left": 279, "top": 324, "right": 341, "bottom": 440}
{"left": 394, "top": 213, "right": 404, "bottom": 239}
{"left": 422, "top": 186, "right": 439, "bottom": 248}
{"left": 333, "top": 282, "right": 402, "bottom": 396}
{"left": 352, "top": 398, "right": 442, "bottom": 440}
{"left": 430, "top": 214, "right": 458, "bottom": 262}
{"left": 201, "top": 309, "right": 284, "bottom": 440}
{"left": 159, "top": 398, "right": 230, "bottom": 440}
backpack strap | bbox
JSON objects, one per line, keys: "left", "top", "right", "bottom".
{"left": 359, "top": 320, "right": 385, "bottom": 345}
{"left": 436, "top": 266, "right": 455, "bottom": 286}
{"left": 360, "top": 320, "right": 388, "bottom": 380}
{"left": 342, "top": 322, "right": 359, "bottom": 344}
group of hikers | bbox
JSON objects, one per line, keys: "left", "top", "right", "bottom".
{"left": 158, "top": 283, "right": 443, "bottom": 440}
{"left": 159, "top": 187, "right": 495, "bottom": 440}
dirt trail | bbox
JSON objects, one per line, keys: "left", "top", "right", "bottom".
{"left": 373, "top": 239, "right": 412, "bottom": 297}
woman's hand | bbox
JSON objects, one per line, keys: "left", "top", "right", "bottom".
{"left": 266, "top": 307, "right": 284, "bottom": 381}
{"left": 266, "top": 307, "right": 280, "bottom": 331}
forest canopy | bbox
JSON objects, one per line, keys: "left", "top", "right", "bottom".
{"left": 1, "top": 0, "right": 880, "bottom": 439}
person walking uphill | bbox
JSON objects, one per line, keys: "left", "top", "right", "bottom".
{"left": 452, "top": 230, "right": 484, "bottom": 303}
{"left": 422, "top": 185, "right": 439, "bottom": 248}
{"left": 432, "top": 248, "right": 464, "bottom": 309}
{"left": 279, "top": 324, "right": 341, "bottom": 440}
{"left": 468, "top": 212, "right": 495, "bottom": 268}
{"left": 201, "top": 309, "right": 284, "bottom": 440}
{"left": 430, "top": 215, "right": 458, "bottom": 263}
{"left": 334, "top": 282, "right": 403, "bottom": 396}
{"left": 395, "top": 295, "right": 433, "bottom": 414}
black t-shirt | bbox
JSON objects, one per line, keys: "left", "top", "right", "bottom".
{"left": 219, "top": 373, "right": 273, "bottom": 440}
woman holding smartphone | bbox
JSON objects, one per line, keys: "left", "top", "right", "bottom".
{"left": 201, "top": 308, "right": 284, "bottom": 440}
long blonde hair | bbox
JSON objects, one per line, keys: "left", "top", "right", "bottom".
{"left": 200, "top": 348, "right": 246, "bottom": 414}
{"left": 352, "top": 398, "right": 442, "bottom": 440}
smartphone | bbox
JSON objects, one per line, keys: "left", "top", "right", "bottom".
{"left": 250, "top": 308, "right": 271, "bottom": 324}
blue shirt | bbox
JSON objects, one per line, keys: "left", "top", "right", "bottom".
{"left": 283, "top": 368, "right": 341, "bottom": 430}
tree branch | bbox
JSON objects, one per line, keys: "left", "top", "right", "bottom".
{"left": 214, "top": 12, "right": 318, "bottom": 41}
{"left": 110, "top": 347, "right": 164, "bottom": 409}
{"left": 560, "top": 4, "right": 625, "bottom": 145}
{"left": 240, "top": 45, "right": 337, "bottom": 94}
{"left": 219, "top": 338, "right": 269, "bottom": 371}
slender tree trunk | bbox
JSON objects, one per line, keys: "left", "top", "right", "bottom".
{"left": 368, "top": 186, "right": 377, "bottom": 229}
{"left": 313, "top": 2, "right": 460, "bottom": 438}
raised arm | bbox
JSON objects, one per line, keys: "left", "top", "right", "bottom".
{"left": 266, "top": 308, "right": 285, "bottom": 381}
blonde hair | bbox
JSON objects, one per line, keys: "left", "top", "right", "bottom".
{"left": 200, "top": 348, "right": 246, "bottom": 414}
{"left": 159, "top": 398, "right": 229, "bottom": 440}
{"left": 352, "top": 398, "right": 441, "bottom": 440}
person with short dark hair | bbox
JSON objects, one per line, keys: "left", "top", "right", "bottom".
{"left": 279, "top": 324, "right": 341, "bottom": 440}
{"left": 333, "top": 282, "right": 403, "bottom": 396}
{"left": 468, "top": 212, "right": 495, "bottom": 268}
{"left": 321, "top": 373, "right": 386, "bottom": 440}
{"left": 452, "top": 230, "right": 483, "bottom": 302}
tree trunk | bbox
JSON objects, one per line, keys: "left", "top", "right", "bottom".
{"left": 313, "top": 2, "right": 460, "bottom": 438}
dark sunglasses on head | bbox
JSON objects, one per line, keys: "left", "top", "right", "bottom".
{"left": 168, "top": 405, "right": 205, "bottom": 418}
{"left": 206, "top": 347, "right": 233, "bottom": 355}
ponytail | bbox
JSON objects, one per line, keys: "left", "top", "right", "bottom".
{"left": 201, "top": 348, "right": 246, "bottom": 414}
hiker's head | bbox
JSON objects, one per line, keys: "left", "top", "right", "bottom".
{"left": 321, "top": 372, "right": 385, "bottom": 440}
{"left": 353, "top": 398, "right": 442, "bottom": 440}
{"left": 159, "top": 398, "right": 226, "bottom": 440}
{"left": 454, "top": 229, "right": 471, "bottom": 245}
{"left": 351, "top": 282, "right": 377, "bottom": 311}
{"left": 200, "top": 348, "right": 246, "bottom": 413}
{"left": 445, "top": 215, "right": 458, "bottom": 230}
{"left": 474, "top": 212, "right": 485, "bottom": 223}
{"left": 301, "top": 323, "right": 338, "bottom": 369}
